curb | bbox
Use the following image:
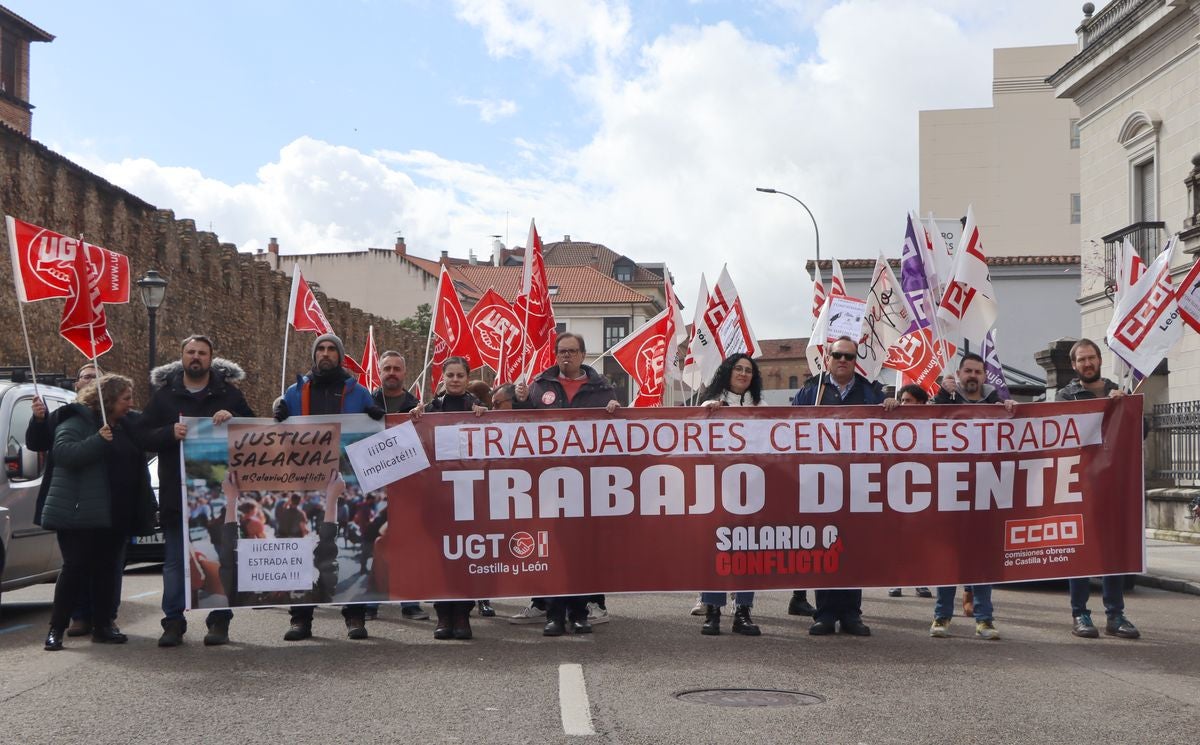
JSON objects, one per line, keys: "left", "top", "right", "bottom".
{"left": 1135, "top": 574, "right": 1200, "bottom": 596}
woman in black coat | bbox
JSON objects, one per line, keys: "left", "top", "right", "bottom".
{"left": 410, "top": 356, "right": 487, "bottom": 640}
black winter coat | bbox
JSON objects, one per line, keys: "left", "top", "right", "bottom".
{"left": 516, "top": 365, "right": 618, "bottom": 410}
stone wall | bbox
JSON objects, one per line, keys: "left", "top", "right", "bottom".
{"left": 0, "top": 126, "right": 423, "bottom": 413}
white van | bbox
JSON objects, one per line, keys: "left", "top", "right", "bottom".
{"left": 0, "top": 377, "right": 75, "bottom": 603}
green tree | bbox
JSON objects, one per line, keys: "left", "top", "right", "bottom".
{"left": 399, "top": 303, "right": 432, "bottom": 339}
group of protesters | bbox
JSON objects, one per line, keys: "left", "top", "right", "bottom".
{"left": 28, "top": 327, "right": 1143, "bottom": 651}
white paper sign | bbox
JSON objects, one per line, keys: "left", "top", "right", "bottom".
{"left": 345, "top": 420, "right": 431, "bottom": 493}
{"left": 237, "top": 536, "right": 315, "bottom": 592}
{"left": 826, "top": 296, "right": 867, "bottom": 341}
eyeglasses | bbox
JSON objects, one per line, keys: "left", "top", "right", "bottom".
{"left": 732, "top": 366, "right": 754, "bottom": 374}
{"left": 829, "top": 352, "right": 856, "bottom": 361}
{"left": 556, "top": 348, "right": 581, "bottom": 356}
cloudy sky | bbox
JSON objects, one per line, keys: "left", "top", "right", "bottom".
{"left": 16, "top": 0, "right": 1086, "bottom": 337}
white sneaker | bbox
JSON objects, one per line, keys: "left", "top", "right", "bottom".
{"left": 689, "top": 598, "right": 706, "bottom": 616}
{"left": 508, "top": 604, "right": 546, "bottom": 624}
{"left": 587, "top": 603, "right": 610, "bottom": 625}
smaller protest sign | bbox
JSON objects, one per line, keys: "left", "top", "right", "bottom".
{"left": 826, "top": 296, "right": 867, "bottom": 341}
{"left": 345, "top": 420, "right": 431, "bottom": 492}
{"left": 236, "top": 536, "right": 316, "bottom": 592}
{"left": 226, "top": 421, "right": 342, "bottom": 491}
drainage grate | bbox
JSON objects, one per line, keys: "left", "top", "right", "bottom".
{"left": 675, "top": 688, "right": 825, "bottom": 708}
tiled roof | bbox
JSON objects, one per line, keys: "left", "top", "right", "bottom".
{"left": 541, "top": 240, "right": 663, "bottom": 284}
{"left": 448, "top": 265, "right": 654, "bottom": 305}
{"left": 807, "top": 255, "right": 1079, "bottom": 271}
{"left": 757, "top": 338, "right": 811, "bottom": 359}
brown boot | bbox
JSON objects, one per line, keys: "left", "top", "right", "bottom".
{"left": 452, "top": 604, "right": 473, "bottom": 640}
{"left": 433, "top": 604, "right": 453, "bottom": 640}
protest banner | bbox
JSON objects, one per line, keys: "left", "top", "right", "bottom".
{"left": 182, "top": 414, "right": 384, "bottom": 610}
{"left": 179, "top": 400, "right": 1143, "bottom": 608}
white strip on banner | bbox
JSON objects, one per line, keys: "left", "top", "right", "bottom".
{"left": 434, "top": 412, "right": 1103, "bottom": 461}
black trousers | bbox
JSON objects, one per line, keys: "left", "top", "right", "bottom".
{"left": 289, "top": 605, "right": 366, "bottom": 623}
{"left": 51, "top": 529, "right": 126, "bottom": 630}
{"left": 813, "top": 589, "right": 863, "bottom": 625}
{"left": 546, "top": 595, "right": 589, "bottom": 623}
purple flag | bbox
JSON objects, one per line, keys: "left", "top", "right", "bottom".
{"left": 981, "top": 328, "right": 1011, "bottom": 400}
{"left": 900, "top": 212, "right": 936, "bottom": 335}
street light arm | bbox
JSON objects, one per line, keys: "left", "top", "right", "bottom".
{"left": 755, "top": 187, "right": 820, "bottom": 263}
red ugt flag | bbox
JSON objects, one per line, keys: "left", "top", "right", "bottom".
{"left": 430, "top": 268, "right": 481, "bottom": 389}
{"left": 357, "top": 326, "right": 380, "bottom": 390}
{"left": 287, "top": 265, "right": 334, "bottom": 335}
{"left": 611, "top": 309, "right": 672, "bottom": 407}
{"left": 513, "top": 219, "right": 555, "bottom": 361}
{"left": 467, "top": 288, "right": 528, "bottom": 384}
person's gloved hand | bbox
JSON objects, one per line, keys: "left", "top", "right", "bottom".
{"left": 365, "top": 404, "right": 385, "bottom": 421}
{"left": 272, "top": 396, "right": 290, "bottom": 422}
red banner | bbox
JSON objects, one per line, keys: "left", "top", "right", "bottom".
{"left": 376, "top": 397, "right": 1144, "bottom": 600}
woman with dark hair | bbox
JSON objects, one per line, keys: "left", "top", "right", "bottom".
{"left": 41, "top": 374, "right": 155, "bottom": 650}
{"left": 696, "top": 354, "right": 762, "bottom": 636}
{"left": 411, "top": 356, "right": 487, "bottom": 640}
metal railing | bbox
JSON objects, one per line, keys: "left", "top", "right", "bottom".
{"left": 1102, "top": 221, "right": 1165, "bottom": 296}
{"left": 1151, "top": 400, "right": 1200, "bottom": 482}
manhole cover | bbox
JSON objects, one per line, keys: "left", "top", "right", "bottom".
{"left": 675, "top": 688, "right": 824, "bottom": 708}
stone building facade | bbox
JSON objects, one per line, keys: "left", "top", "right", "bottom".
{"left": 0, "top": 125, "right": 421, "bottom": 414}
{"left": 0, "top": 6, "right": 53, "bottom": 136}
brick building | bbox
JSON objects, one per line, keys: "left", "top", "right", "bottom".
{"left": 0, "top": 5, "right": 53, "bottom": 136}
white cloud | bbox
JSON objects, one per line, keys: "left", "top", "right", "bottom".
{"left": 455, "top": 96, "right": 520, "bottom": 123}
{"left": 74, "top": 1, "right": 1088, "bottom": 340}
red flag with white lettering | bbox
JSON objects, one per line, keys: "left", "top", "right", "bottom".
{"left": 811, "top": 264, "right": 826, "bottom": 321}
{"left": 887, "top": 328, "right": 957, "bottom": 397}
{"left": 467, "top": 288, "right": 528, "bottom": 384}
{"left": 357, "top": 326, "right": 380, "bottom": 390}
{"left": 287, "top": 265, "right": 334, "bottom": 335}
{"left": 514, "top": 219, "right": 555, "bottom": 374}
{"left": 611, "top": 309, "right": 672, "bottom": 407}
{"left": 429, "top": 268, "right": 481, "bottom": 389}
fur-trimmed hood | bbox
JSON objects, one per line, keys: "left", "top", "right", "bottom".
{"left": 149, "top": 358, "right": 246, "bottom": 390}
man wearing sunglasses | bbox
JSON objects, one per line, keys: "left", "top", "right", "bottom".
{"left": 792, "top": 336, "right": 887, "bottom": 636}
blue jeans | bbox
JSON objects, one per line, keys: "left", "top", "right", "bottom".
{"left": 700, "top": 592, "right": 754, "bottom": 607}
{"left": 935, "top": 585, "right": 993, "bottom": 621}
{"left": 1068, "top": 576, "right": 1125, "bottom": 618}
{"left": 162, "top": 522, "right": 232, "bottom": 628}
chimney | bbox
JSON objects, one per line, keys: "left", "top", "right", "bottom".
{"left": 492, "top": 237, "right": 504, "bottom": 266}
{"left": 469, "top": 249, "right": 478, "bottom": 265}
{"left": 563, "top": 234, "right": 571, "bottom": 242}
{"left": 268, "top": 237, "right": 279, "bottom": 255}
{"left": 441, "top": 250, "right": 449, "bottom": 261}
{"left": 394, "top": 235, "right": 406, "bottom": 256}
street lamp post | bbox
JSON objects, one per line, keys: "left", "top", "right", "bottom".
{"left": 136, "top": 269, "right": 169, "bottom": 373}
{"left": 756, "top": 187, "right": 821, "bottom": 264}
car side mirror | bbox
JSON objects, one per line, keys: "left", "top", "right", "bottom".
{"left": 3, "top": 447, "right": 42, "bottom": 481}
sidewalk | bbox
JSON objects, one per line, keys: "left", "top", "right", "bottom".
{"left": 1141, "top": 538, "right": 1200, "bottom": 595}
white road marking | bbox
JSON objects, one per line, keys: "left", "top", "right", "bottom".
{"left": 0, "top": 624, "right": 32, "bottom": 635}
{"left": 129, "top": 591, "right": 159, "bottom": 599}
{"left": 558, "top": 663, "right": 596, "bottom": 736}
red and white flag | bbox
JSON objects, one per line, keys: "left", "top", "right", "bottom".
{"left": 681, "top": 274, "right": 711, "bottom": 390}
{"left": 357, "top": 326, "right": 380, "bottom": 390}
{"left": 429, "top": 267, "right": 481, "bottom": 389}
{"left": 936, "top": 204, "right": 997, "bottom": 349}
{"left": 287, "top": 265, "right": 334, "bottom": 335}
{"left": 695, "top": 265, "right": 761, "bottom": 365}
{"left": 611, "top": 308, "right": 672, "bottom": 407}
{"left": 662, "top": 274, "right": 688, "bottom": 388}
{"left": 1110, "top": 238, "right": 1147, "bottom": 387}
{"left": 811, "top": 264, "right": 826, "bottom": 322}
{"left": 7, "top": 216, "right": 130, "bottom": 358}
{"left": 889, "top": 328, "right": 957, "bottom": 397}
{"left": 466, "top": 287, "right": 528, "bottom": 384}
{"left": 830, "top": 258, "right": 847, "bottom": 298}
{"left": 1107, "top": 236, "right": 1183, "bottom": 378}
{"left": 1176, "top": 255, "right": 1200, "bottom": 334}
{"left": 513, "top": 219, "right": 556, "bottom": 375}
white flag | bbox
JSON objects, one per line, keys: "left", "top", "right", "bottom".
{"left": 830, "top": 258, "right": 847, "bottom": 297}
{"left": 936, "top": 204, "right": 997, "bottom": 349}
{"left": 698, "top": 265, "right": 761, "bottom": 361}
{"left": 858, "top": 254, "right": 913, "bottom": 382}
{"left": 681, "top": 274, "right": 714, "bottom": 390}
{"left": 1106, "top": 236, "right": 1182, "bottom": 378}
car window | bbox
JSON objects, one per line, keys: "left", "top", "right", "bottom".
{"left": 6, "top": 396, "right": 43, "bottom": 477}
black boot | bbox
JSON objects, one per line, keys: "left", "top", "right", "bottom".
{"left": 433, "top": 604, "right": 453, "bottom": 640}
{"left": 701, "top": 605, "right": 721, "bottom": 636}
{"left": 788, "top": 591, "right": 815, "bottom": 617}
{"left": 732, "top": 605, "right": 761, "bottom": 636}
{"left": 158, "top": 618, "right": 185, "bottom": 647}
{"left": 44, "top": 627, "right": 65, "bottom": 651}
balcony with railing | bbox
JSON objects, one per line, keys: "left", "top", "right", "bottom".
{"left": 1077, "top": 0, "right": 1158, "bottom": 50}
{"left": 1101, "top": 221, "right": 1165, "bottom": 296}
{"left": 1150, "top": 401, "right": 1200, "bottom": 483}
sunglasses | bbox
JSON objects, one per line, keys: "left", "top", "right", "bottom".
{"left": 829, "top": 352, "right": 856, "bottom": 361}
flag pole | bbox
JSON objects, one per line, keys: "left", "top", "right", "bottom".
{"left": 16, "top": 302, "right": 41, "bottom": 399}
{"left": 418, "top": 271, "right": 441, "bottom": 398}
{"left": 79, "top": 234, "right": 107, "bottom": 428}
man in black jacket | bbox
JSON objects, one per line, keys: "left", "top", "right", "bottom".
{"left": 139, "top": 335, "right": 255, "bottom": 648}
{"left": 276, "top": 333, "right": 384, "bottom": 641}
{"left": 514, "top": 332, "right": 620, "bottom": 636}
{"left": 1058, "top": 339, "right": 1140, "bottom": 640}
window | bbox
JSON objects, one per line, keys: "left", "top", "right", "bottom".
{"left": 0, "top": 30, "right": 17, "bottom": 97}
{"left": 1134, "top": 159, "right": 1156, "bottom": 222}
{"left": 555, "top": 322, "right": 567, "bottom": 334}
{"left": 613, "top": 261, "right": 634, "bottom": 283}
{"left": 1070, "top": 193, "right": 1081, "bottom": 225}
{"left": 548, "top": 285, "right": 559, "bottom": 296}
{"left": 1069, "top": 119, "right": 1080, "bottom": 149}
{"left": 788, "top": 375, "right": 799, "bottom": 389}
{"left": 603, "top": 318, "right": 629, "bottom": 350}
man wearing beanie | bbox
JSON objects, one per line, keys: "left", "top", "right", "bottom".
{"left": 276, "top": 333, "right": 383, "bottom": 641}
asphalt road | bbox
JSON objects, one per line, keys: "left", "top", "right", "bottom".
{"left": 2, "top": 569, "right": 1198, "bottom": 744}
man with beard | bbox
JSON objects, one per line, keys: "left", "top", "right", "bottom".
{"left": 276, "top": 333, "right": 384, "bottom": 641}
{"left": 929, "top": 352, "right": 1013, "bottom": 641}
{"left": 793, "top": 336, "right": 888, "bottom": 637}
{"left": 367, "top": 350, "right": 428, "bottom": 621}
{"left": 140, "top": 335, "right": 254, "bottom": 647}
{"left": 1057, "top": 339, "right": 1140, "bottom": 640}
